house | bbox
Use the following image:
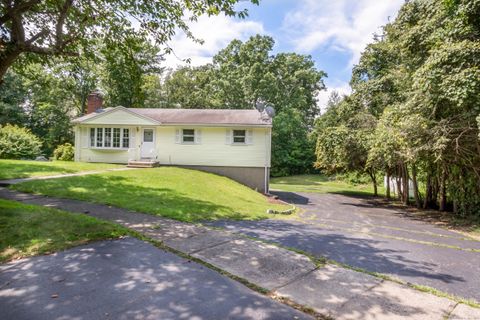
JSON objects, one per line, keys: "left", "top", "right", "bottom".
{"left": 72, "top": 92, "right": 273, "bottom": 193}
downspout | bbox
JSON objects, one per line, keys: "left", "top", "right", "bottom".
{"left": 264, "top": 128, "right": 270, "bottom": 194}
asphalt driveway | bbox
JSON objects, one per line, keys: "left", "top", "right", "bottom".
{"left": 0, "top": 237, "right": 310, "bottom": 320}
{"left": 208, "top": 192, "right": 480, "bottom": 302}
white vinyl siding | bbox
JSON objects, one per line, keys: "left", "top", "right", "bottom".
{"left": 84, "top": 108, "right": 157, "bottom": 125}
{"left": 159, "top": 127, "right": 268, "bottom": 167}
{"left": 76, "top": 125, "right": 270, "bottom": 167}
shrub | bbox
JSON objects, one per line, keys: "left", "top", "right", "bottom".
{"left": 0, "top": 124, "right": 42, "bottom": 159}
{"left": 53, "top": 143, "right": 75, "bottom": 161}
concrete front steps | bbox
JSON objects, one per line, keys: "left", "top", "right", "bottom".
{"left": 127, "top": 159, "right": 159, "bottom": 168}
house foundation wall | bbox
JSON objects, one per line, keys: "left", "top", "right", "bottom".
{"left": 168, "top": 165, "right": 270, "bottom": 194}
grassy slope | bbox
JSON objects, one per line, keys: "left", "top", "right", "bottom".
{"left": 0, "top": 159, "right": 122, "bottom": 180}
{"left": 13, "top": 167, "right": 289, "bottom": 222}
{"left": 270, "top": 174, "right": 385, "bottom": 196}
{"left": 0, "top": 199, "right": 128, "bottom": 263}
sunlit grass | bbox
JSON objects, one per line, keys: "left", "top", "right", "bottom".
{"left": 0, "top": 199, "right": 128, "bottom": 263}
{"left": 12, "top": 167, "right": 290, "bottom": 222}
{"left": 270, "top": 174, "right": 385, "bottom": 196}
{"left": 0, "top": 159, "right": 122, "bottom": 180}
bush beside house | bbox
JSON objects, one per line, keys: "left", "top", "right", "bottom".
{"left": 53, "top": 143, "right": 75, "bottom": 161}
{"left": 0, "top": 124, "right": 42, "bottom": 159}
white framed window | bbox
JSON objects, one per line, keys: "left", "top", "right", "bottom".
{"left": 104, "top": 128, "right": 112, "bottom": 147}
{"left": 96, "top": 128, "right": 103, "bottom": 147}
{"left": 226, "top": 129, "right": 253, "bottom": 145}
{"left": 90, "top": 128, "right": 95, "bottom": 147}
{"left": 175, "top": 128, "right": 201, "bottom": 144}
{"left": 89, "top": 127, "right": 130, "bottom": 149}
{"left": 122, "top": 129, "right": 130, "bottom": 148}
{"left": 113, "top": 128, "right": 121, "bottom": 147}
{"left": 233, "top": 130, "right": 246, "bottom": 144}
{"left": 182, "top": 129, "right": 195, "bottom": 143}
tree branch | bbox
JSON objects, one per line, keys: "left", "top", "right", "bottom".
{"left": 26, "top": 28, "right": 48, "bottom": 44}
{"left": 20, "top": 43, "right": 77, "bottom": 56}
{"left": 0, "top": 0, "right": 42, "bottom": 25}
{"left": 55, "top": 0, "right": 73, "bottom": 47}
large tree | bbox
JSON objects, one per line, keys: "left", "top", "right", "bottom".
{"left": 315, "top": 0, "right": 480, "bottom": 216}
{"left": 164, "top": 35, "right": 326, "bottom": 176}
{"left": 0, "top": 0, "right": 258, "bottom": 81}
{"left": 101, "top": 34, "right": 163, "bottom": 108}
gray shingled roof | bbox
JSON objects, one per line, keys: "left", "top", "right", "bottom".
{"left": 72, "top": 107, "right": 272, "bottom": 126}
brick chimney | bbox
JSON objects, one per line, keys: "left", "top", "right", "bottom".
{"left": 86, "top": 90, "right": 103, "bottom": 114}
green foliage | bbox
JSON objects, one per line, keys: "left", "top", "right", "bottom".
{"left": 101, "top": 35, "right": 163, "bottom": 108}
{"left": 271, "top": 109, "right": 317, "bottom": 177}
{"left": 0, "top": 124, "right": 42, "bottom": 159}
{"left": 316, "top": 0, "right": 480, "bottom": 216}
{"left": 164, "top": 65, "right": 219, "bottom": 108}
{"left": 53, "top": 143, "right": 75, "bottom": 161}
{"left": 164, "top": 35, "right": 326, "bottom": 175}
{"left": 0, "top": 71, "right": 27, "bottom": 125}
{"left": 0, "top": 0, "right": 257, "bottom": 81}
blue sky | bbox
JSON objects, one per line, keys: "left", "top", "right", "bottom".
{"left": 164, "top": 0, "right": 404, "bottom": 109}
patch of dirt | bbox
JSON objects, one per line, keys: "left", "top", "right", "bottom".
{"left": 265, "top": 194, "right": 290, "bottom": 205}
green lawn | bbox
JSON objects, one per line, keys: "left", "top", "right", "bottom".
{"left": 0, "top": 159, "right": 123, "bottom": 180}
{"left": 270, "top": 174, "right": 385, "bottom": 196}
{"left": 12, "top": 167, "right": 289, "bottom": 222}
{"left": 0, "top": 199, "right": 128, "bottom": 263}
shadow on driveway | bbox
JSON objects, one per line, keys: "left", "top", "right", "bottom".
{"left": 0, "top": 237, "right": 310, "bottom": 320}
{"left": 209, "top": 191, "right": 480, "bottom": 302}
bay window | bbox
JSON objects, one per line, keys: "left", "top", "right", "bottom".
{"left": 90, "top": 127, "right": 130, "bottom": 149}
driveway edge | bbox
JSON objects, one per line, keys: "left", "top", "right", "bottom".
{"left": 1, "top": 187, "right": 479, "bottom": 320}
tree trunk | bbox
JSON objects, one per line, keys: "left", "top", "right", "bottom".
{"left": 402, "top": 163, "right": 409, "bottom": 205}
{"left": 386, "top": 171, "right": 391, "bottom": 199}
{"left": 0, "top": 49, "right": 21, "bottom": 84}
{"left": 368, "top": 170, "right": 378, "bottom": 197}
{"left": 411, "top": 164, "right": 421, "bottom": 208}
{"left": 423, "top": 172, "right": 432, "bottom": 209}
{"left": 396, "top": 167, "right": 402, "bottom": 201}
{"left": 439, "top": 167, "right": 447, "bottom": 211}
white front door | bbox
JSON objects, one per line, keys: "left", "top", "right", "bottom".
{"left": 141, "top": 128, "right": 155, "bottom": 159}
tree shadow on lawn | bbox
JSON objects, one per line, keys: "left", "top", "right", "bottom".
{"left": 14, "top": 175, "right": 258, "bottom": 222}
{"left": 0, "top": 238, "right": 307, "bottom": 320}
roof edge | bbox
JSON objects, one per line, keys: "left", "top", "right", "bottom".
{"left": 72, "top": 106, "right": 161, "bottom": 125}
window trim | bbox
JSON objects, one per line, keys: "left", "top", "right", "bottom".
{"left": 181, "top": 128, "right": 196, "bottom": 144}
{"left": 89, "top": 126, "right": 130, "bottom": 150}
{"left": 232, "top": 129, "right": 247, "bottom": 145}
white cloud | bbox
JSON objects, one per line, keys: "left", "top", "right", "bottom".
{"left": 164, "top": 14, "right": 265, "bottom": 69}
{"left": 317, "top": 82, "right": 351, "bottom": 113}
{"left": 283, "top": 0, "right": 404, "bottom": 67}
